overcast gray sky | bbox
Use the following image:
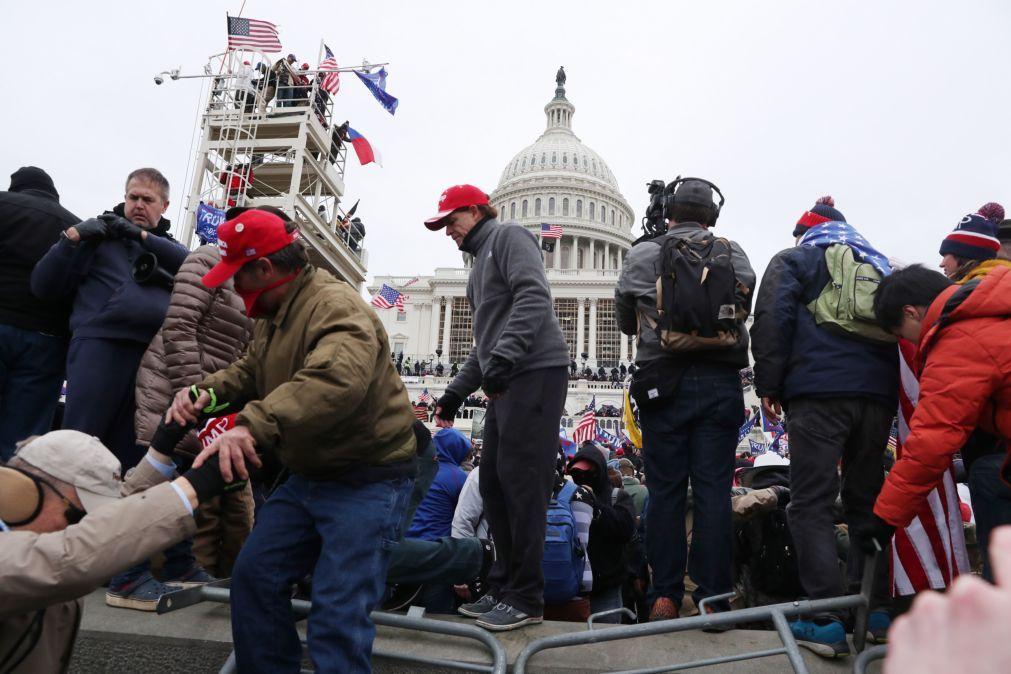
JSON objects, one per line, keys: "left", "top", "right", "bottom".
{"left": 5, "top": 1, "right": 1010, "bottom": 286}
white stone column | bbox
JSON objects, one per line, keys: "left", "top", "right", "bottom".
{"left": 589, "top": 239, "right": 595, "bottom": 271}
{"left": 576, "top": 297, "right": 585, "bottom": 358}
{"left": 631, "top": 339, "right": 637, "bottom": 362}
{"left": 588, "top": 298, "right": 598, "bottom": 364}
{"left": 553, "top": 238, "right": 561, "bottom": 269}
{"left": 428, "top": 299, "right": 442, "bottom": 355}
{"left": 440, "top": 297, "right": 453, "bottom": 357}
{"left": 620, "top": 333, "right": 628, "bottom": 362}
{"left": 604, "top": 243, "right": 611, "bottom": 270}
{"left": 571, "top": 236, "right": 580, "bottom": 269}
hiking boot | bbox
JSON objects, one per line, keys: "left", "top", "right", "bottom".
{"left": 649, "top": 597, "right": 680, "bottom": 622}
{"left": 106, "top": 572, "right": 171, "bottom": 611}
{"left": 164, "top": 565, "right": 216, "bottom": 589}
{"left": 475, "top": 603, "right": 543, "bottom": 631}
{"left": 790, "top": 619, "right": 850, "bottom": 658}
{"left": 458, "top": 593, "right": 498, "bottom": 618}
{"left": 866, "top": 610, "right": 891, "bottom": 644}
{"left": 381, "top": 584, "right": 423, "bottom": 612}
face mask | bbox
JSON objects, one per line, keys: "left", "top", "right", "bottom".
{"left": 237, "top": 272, "right": 299, "bottom": 318}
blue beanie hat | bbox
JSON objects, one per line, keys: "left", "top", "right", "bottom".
{"left": 793, "top": 196, "right": 846, "bottom": 238}
{"left": 939, "top": 203, "right": 1004, "bottom": 261}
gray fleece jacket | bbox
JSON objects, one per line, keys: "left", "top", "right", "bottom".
{"left": 446, "top": 218, "right": 569, "bottom": 399}
{"left": 615, "top": 222, "right": 756, "bottom": 368}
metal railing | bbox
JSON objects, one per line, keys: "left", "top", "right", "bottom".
{"left": 513, "top": 554, "right": 881, "bottom": 674}
{"left": 157, "top": 583, "right": 506, "bottom": 674}
{"left": 853, "top": 645, "right": 887, "bottom": 674}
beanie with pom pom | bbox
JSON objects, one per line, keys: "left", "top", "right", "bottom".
{"left": 939, "top": 203, "right": 1003, "bottom": 261}
{"left": 793, "top": 195, "right": 846, "bottom": 237}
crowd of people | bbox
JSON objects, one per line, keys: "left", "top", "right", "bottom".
{"left": 2, "top": 169, "right": 1011, "bottom": 673}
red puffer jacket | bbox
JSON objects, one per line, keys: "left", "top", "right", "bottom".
{"left": 875, "top": 265, "right": 1011, "bottom": 527}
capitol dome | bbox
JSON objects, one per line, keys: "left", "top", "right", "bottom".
{"left": 490, "top": 69, "right": 634, "bottom": 256}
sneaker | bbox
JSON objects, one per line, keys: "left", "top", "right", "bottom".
{"left": 106, "top": 572, "right": 172, "bottom": 611}
{"left": 164, "top": 565, "right": 217, "bottom": 589}
{"left": 381, "top": 584, "right": 423, "bottom": 612}
{"left": 649, "top": 597, "right": 680, "bottom": 622}
{"left": 790, "top": 619, "right": 850, "bottom": 658}
{"left": 458, "top": 593, "right": 498, "bottom": 618}
{"left": 866, "top": 610, "right": 891, "bottom": 644}
{"left": 475, "top": 602, "right": 543, "bottom": 631}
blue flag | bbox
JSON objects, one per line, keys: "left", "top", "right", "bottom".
{"left": 737, "top": 414, "right": 757, "bottom": 444}
{"left": 196, "top": 202, "right": 226, "bottom": 244}
{"left": 354, "top": 67, "right": 399, "bottom": 115}
{"left": 799, "top": 221, "right": 892, "bottom": 276}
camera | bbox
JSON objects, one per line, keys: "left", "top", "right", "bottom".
{"left": 638, "top": 179, "right": 670, "bottom": 242}
{"left": 154, "top": 76, "right": 164, "bottom": 85}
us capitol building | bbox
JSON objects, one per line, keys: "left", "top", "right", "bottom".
{"left": 369, "top": 69, "right": 639, "bottom": 415}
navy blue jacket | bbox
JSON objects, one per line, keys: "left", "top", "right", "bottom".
{"left": 751, "top": 245, "right": 897, "bottom": 406}
{"left": 31, "top": 206, "right": 188, "bottom": 345}
{"left": 407, "top": 427, "right": 471, "bottom": 541}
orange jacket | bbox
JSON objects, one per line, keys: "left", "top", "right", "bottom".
{"left": 875, "top": 265, "right": 1011, "bottom": 527}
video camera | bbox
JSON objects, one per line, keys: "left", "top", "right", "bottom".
{"left": 636, "top": 177, "right": 726, "bottom": 244}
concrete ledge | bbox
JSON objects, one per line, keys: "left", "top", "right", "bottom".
{"left": 72, "top": 589, "right": 880, "bottom": 673}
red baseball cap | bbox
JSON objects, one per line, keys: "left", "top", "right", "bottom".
{"left": 424, "top": 184, "right": 490, "bottom": 230}
{"left": 202, "top": 210, "right": 298, "bottom": 288}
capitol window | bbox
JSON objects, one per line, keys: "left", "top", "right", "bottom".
{"left": 562, "top": 153, "right": 568, "bottom": 165}
{"left": 510, "top": 202, "right": 516, "bottom": 219}
{"left": 601, "top": 206, "right": 606, "bottom": 223}
{"left": 552, "top": 152, "right": 557, "bottom": 164}
{"left": 522, "top": 200, "right": 528, "bottom": 217}
{"left": 562, "top": 198, "right": 569, "bottom": 216}
{"left": 576, "top": 200, "right": 583, "bottom": 217}
{"left": 535, "top": 198, "right": 542, "bottom": 216}
{"left": 549, "top": 197, "right": 556, "bottom": 215}
{"left": 541, "top": 154, "right": 546, "bottom": 165}
{"left": 589, "top": 202, "right": 595, "bottom": 220}
{"left": 396, "top": 312, "right": 407, "bottom": 322}
{"left": 611, "top": 211, "right": 616, "bottom": 226}
{"left": 522, "top": 157, "right": 527, "bottom": 168}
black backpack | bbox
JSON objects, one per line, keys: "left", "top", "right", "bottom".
{"left": 645, "top": 235, "right": 740, "bottom": 351}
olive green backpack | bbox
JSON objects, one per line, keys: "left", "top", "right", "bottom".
{"left": 807, "top": 244, "right": 896, "bottom": 343}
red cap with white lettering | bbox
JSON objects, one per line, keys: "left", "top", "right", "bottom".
{"left": 202, "top": 210, "right": 297, "bottom": 288}
{"left": 424, "top": 184, "right": 489, "bottom": 230}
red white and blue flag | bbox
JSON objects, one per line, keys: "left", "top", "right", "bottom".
{"left": 318, "top": 44, "right": 341, "bottom": 94}
{"left": 371, "top": 283, "right": 405, "bottom": 312}
{"left": 347, "top": 127, "right": 382, "bottom": 166}
{"left": 573, "top": 396, "right": 597, "bottom": 444}
{"left": 226, "top": 16, "right": 283, "bottom": 52}
{"left": 541, "top": 223, "right": 563, "bottom": 239}
{"left": 418, "top": 388, "right": 432, "bottom": 404}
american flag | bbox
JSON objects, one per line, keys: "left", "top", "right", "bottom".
{"left": 319, "top": 44, "right": 341, "bottom": 94}
{"left": 418, "top": 388, "right": 432, "bottom": 404}
{"left": 371, "top": 283, "right": 405, "bottom": 312}
{"left": 226, "top": 16, "right": 283, "bottom": 53}
{"left": 572, "top": 396, "right": 597, "bottom": 444}
{"left": 541, "top": 223, "right": 563, "bottom": 239}
{"left": 413, "top": 405, "right": 429, "bottom": 422}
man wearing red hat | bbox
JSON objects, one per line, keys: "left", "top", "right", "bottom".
{"left": 167, "top": 209, "right": 417, "bottom": 672}
{"left": 426, "top": 184, "right": 570, "bottom": 630}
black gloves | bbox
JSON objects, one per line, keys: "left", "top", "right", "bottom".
{"left": 851, "top": 515, "right": 895, "bottom": 555}
{"left": 435, "top": 391, "right": 463, "bottom": 422}
{"left": 99, "top": 213, "right": 144, "bottom": 241}
{"left": 481, "top": 356, "right": 513, "bottom": 396}
{"left": 182, "top": 460, "right": 247, "bottom": 504}
{"left": 72, "top": 218, "right": 109, "bottom": 242}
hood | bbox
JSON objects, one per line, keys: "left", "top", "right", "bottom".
{"left": 433, "top": 427, "right": 470, "bottom": 466}
{"left": 566, "top": 444, "right": 610, "bottom": 498}
{"left": 111, "top": 202, "right": 173, "bottom": 238}
{"left": 9, "top": 166, "right": 58, "bottom": 199}
{"left": 959, "top": 258, "right": 1011, "bottom": 284}
{"left": 919, "top": 265, "right": 1011, "bottom": 355}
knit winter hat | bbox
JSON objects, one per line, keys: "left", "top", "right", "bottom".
{"left": 938, "top": 202, "right": 1004, "bottom": 261}
{"left": 793, "top": 196, "right": 845, "bottom": 238}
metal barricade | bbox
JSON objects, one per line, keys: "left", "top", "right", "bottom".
{"left": 157, "top": 584, "right": 507, "bottom": 674}
{"left": 513, "top": 553, "right": 880, "bottom": 674}
{"left": 853, "top": 644, "right": 887, "bottom": 674}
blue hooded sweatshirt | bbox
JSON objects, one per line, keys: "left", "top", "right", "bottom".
{"left": 407, "top": 427, "right": 471, "bottom": 541}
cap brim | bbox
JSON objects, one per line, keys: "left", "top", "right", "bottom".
{"left": 77, "top": 488, "right": 120, "bottom": 515}
{"left": 202, "top": 259, "right": 245, "bottom": 288}
{"left": 424, "top": 210, "right": 455, "bottom": 230}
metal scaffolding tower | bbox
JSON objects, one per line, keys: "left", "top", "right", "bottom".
{"left": 178, "top": 48, "right": 367, "bottom": 288}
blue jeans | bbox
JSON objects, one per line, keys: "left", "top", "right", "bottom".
{"left": 968, "top": 453, "right": 1011, "bottom": 582}
{"left": 640, "top": 364, "right": 743, "bottom": 606}
{"left": 231, "top": 474, "right": 411, "bottom": 673}
{"left": 0, "top": 324, "right": 66, "bottom": 460}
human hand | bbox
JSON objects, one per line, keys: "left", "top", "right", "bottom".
{"left": 885, "top": 527, "right": 1011, "bottom": 673}
{"left": 434, "top": 391, "right": 463, "bottom": 428}
{"left": 99, "top": 213, "right": 144, "bottom": 241}
{"left": 761, "top": 397, "right": 782, "bottom": 423}
{"left": 850, "top": 514, "right": 894, "bottom": 555}
{"left": 166, "top": 387, "right": 210, "bottom": 426}
{"left": 70, "top": 218, "right": 109, "bottom": 242}
{"left": 481, "top": 356, "right": 512, "bottom": 399}
{"left": 177, "top": 457, "right": 248, "bottom": 506}
{"left": 192, "top": 425, "right": 261, "bottom": 482}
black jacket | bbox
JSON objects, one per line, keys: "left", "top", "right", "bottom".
{"left": 567, "top": 446, "right": 636, "bottom": 592}
{"left": 751, "top": 245, "right": 897, "bottom": 405}
{"left": 0, "top": 167, "right": 79, "bottom": 335}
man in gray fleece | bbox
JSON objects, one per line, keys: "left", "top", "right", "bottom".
{"left": 426, "top": 184, "right": 569, "bottom": 631}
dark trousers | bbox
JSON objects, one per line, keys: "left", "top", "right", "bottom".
{"left": 786, "top": 396, "right": 892, "bottom": 615}
{"left": 0, "top": 324, "right": 67, "bottom": 460}
{"left": 480, "top": 366, "right": 568, "bottom": 615}
{"left": 968, "top": 453, "right": 1011, "bottom": 582}
{"left": 640, "top": 364, "right": 743, "bottom": 606}
{"left": 62, "top": 337, "right": 146, "bottom": 469}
